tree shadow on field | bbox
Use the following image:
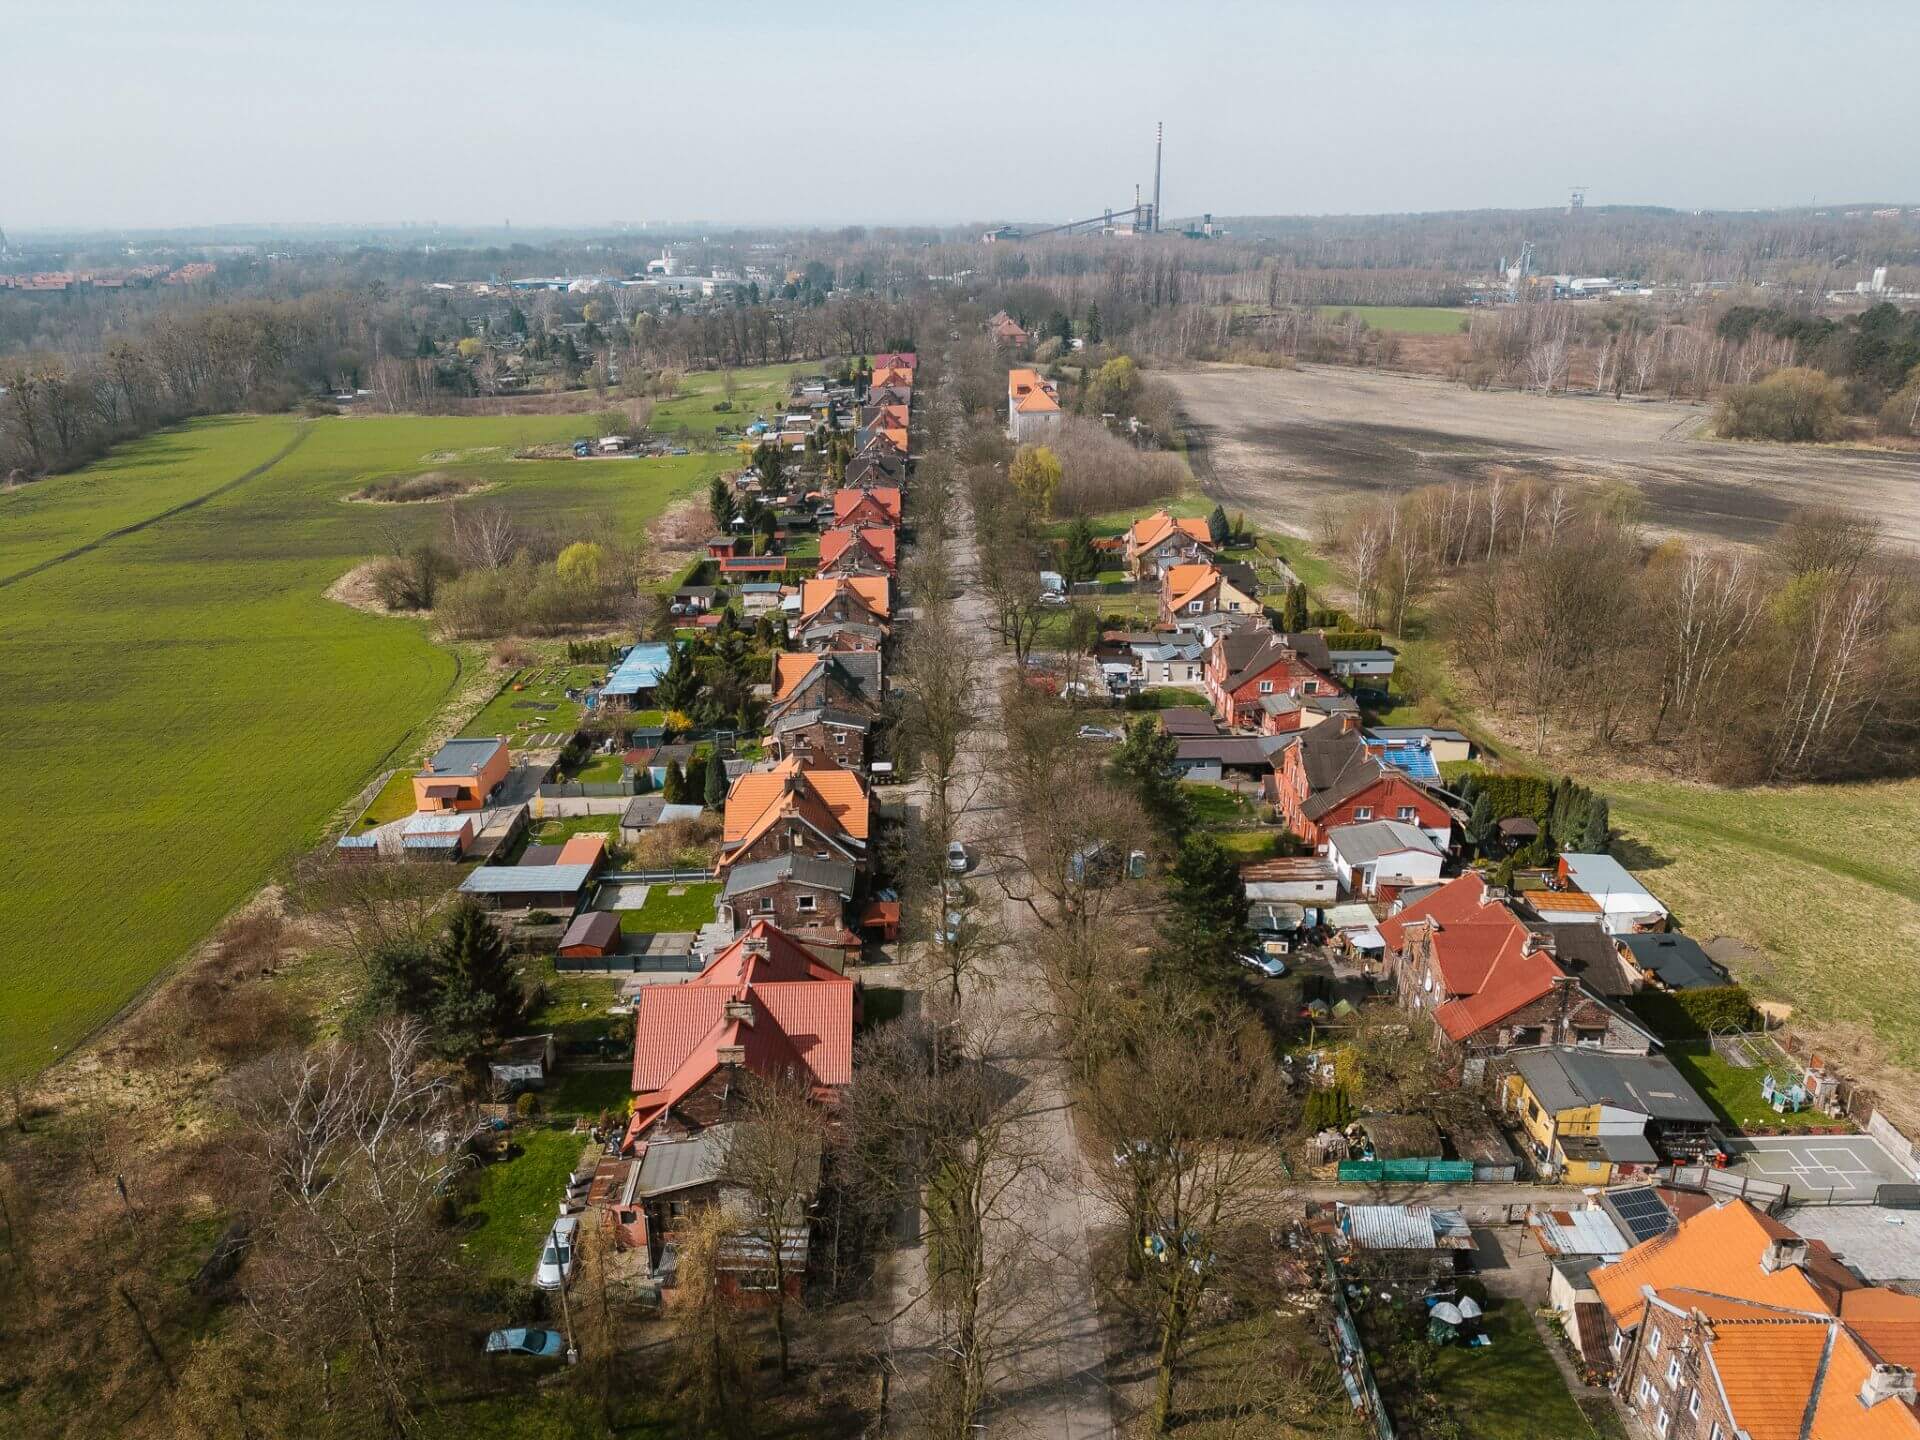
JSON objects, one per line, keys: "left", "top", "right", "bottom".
{"left": 1610, "top": 833, "right": 1673, "bottom": 872}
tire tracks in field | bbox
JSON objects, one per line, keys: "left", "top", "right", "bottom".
{"left": 0, "top": 425, "right": 311, "bottom": 590}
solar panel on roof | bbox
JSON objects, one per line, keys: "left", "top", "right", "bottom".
{"left": 1603, "top": 1186, "right": 1674, "bottom": 1245}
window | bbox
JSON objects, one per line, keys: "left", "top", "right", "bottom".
{"left": 1655, "top": 1407, "right": 1670, "bottom": 1437}
{"left": 1647, "top": 1328, "right": 1662, "bottom": 1358}
{"left": 1397, "top": 806, "right": 1417, "bottom": 821}
{"left": 1611, "top": 1330, "right": 1627, "bottom": 1358}
{"left": 1353, "top": 807, "right": 1373, "bottom": 821}
{"left": 1526, "top": 1099, "right": 1542, "bottom": 1122}
{"left": 1637, "top": 1378, "right": 1655, "bottom": 1406}
{"left": 1666, "top": 1356, "right": 1681, "bottom": 1387}
{"left": 796, "top": 894, "right": 817, "bottom": 913}
{"left": 1258, "top": 680, "right": 1274, "bottom": 694}
{"left": 1575, "top": 1027, "right": 1607, "bottom": 1047}
{"left": 1304, "top": 681, "right": 1319, "bottom": 694}
{"left": 1688, "top": 1390, "right": 1701, "bottom": 1418}
{"left": 1710, "top": 1425, "right": 1723, "bottom": 1440}
{"left": 757, "top": 897, "right": 775, "bottom": 913}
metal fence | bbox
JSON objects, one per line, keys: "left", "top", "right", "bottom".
{"left": 602, "top": 868, "right": 714, "bottom": 884}
{"left": 537, "top": 781, "right": 641, "bottom": 799}
{"left": 1336, "top": 1159, "right": 1476, "bottom": 1184}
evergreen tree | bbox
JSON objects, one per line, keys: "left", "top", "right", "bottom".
{"left": 709, "top": 475, "right": 736, "bottom": 533}
{"left": 360, "top": 938, "right": 439, "bottom": 1021}
{"left": 703, "top": 749, "right": 727, "bottom": 809}
{"left": 1084, "top": 302, "right": 1103, "bottom": 345}
{"left": 1579, "top": 796, "right": 1611, "bottom": 854}
{"left": 1283, "top": 582, "right": 1310, "bottom": 635}
{"left": 1111, "top": 717, "right": 1191, "bottom": 835}
{"left": 433, "top": 900, "right": 520, "bottom": 1061}
{"left": 684, "top": 753, "right": 709, "bottom": 803}
{"left": 1467, "top": 791, "right": 1495, "bottom": 855}
{"left": 1205, "top": 504, "right": 1230, "bottom": 547}
{"left": 656, "top": 643, "right": 701, "bottom": 711}
{"left": 1062, "top": 515, "right": 1100, "bottom": 583}
{"left": 662, "top": 759, "right": 687, "bottom": 803}
{"left": 1165, "top": 832, "right": 1247, "bottom": 969}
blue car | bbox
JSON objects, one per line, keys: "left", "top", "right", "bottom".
{"left": 485, "top": 1327, "right": 566, "bottom": 1358}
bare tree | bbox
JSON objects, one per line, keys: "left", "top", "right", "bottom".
{"left": 1083, "top": 995, "right": 1295, "bottom": 1434}
{"left": 231, "top": 1021, "right": 473, "bottom": 1436}
{"left": 720, "top": 1076, "right": 829, "bottom": 1378}
{"left": 672, "top": 1206, "right": 756, "bottom": 1437}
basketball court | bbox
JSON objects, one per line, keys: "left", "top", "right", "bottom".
{"left": 1725, "top": 1134, "right": 1914, "bottom": 1202}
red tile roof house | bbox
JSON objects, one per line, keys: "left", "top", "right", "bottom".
{"left": 871, "top": 352, "right": 917, "bottom": 372}
{"left": 1377, "top": 873, "right": 1656, "bottom": 1079}
{"left": 614, "top": 922, "right": 855, "bottom": 1285}
{"left": 1265, "top": 722, "right": 1453, "bottom": 850}
{"left": 1202, "top": 621, "right": 1344, "bottom": 730}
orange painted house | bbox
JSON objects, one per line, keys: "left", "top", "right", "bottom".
{"left": 412, "top": 737, "right": 510, "bottom": 813}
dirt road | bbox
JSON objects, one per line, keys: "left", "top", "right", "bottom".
{"left": 1167, "top": 362, "right": 1920, "bottom": 550}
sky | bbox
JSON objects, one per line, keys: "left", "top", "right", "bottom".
{"left": 9, "top": 0, "right": 1920, "bottom": 230}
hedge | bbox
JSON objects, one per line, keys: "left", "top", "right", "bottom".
{"left": 1627, "top": 985, "right": 1759, "bottom": 1042}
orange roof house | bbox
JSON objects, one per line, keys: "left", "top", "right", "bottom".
{"left": 1593, "top": 1201, "right": 1920, "bottom": 1440}
{"left": 1160, "top": 562, "right": 1257, "bottom": 621}
{"left": 1126, "top": 510, "right": 1215, "bottom": 569}
{"left": 719, "top": 757, "right": 871, "bottom": 872}
{"left": 799, "top": 575, "right": 891, "bottom": 627}
{"left": 411, "top": 736, "right": 510, "bottom": 813}
{"left": 832, "top": 486, "right": 902, "bottom": 527}
{"left": 872, "top": 352, "right": 917, "bottom": 371}
{"left": 870, "top": 368, "right": 913, "bottom": 392}
{"left": 819, "top": 526, "right": 897, "bottom": 576}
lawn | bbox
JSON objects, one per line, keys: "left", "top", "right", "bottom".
{"left": 1042, "top": 490, "right": 1207, "bottom": 542}
{"left": 1661, "top": 1041, "right": 1843, "bottom": 1134}
{"left": 542, "top": 1066, "right": 634, "bottom": 1121}
{"left": 459, "top": 1128, "right": 589, "bottom": 1278}
{"left": 1605, "top": 776, "right": 1920, "bottom": 1070}
{"left": 1317, "top": 304, "right": 1471, "bottom": 335}
{"left": 1214, "top": 830, "right": 1286, "bottom": 862}
{"left": 531, "top": 813, "right": 622, "bottom": 846}
{"left": 568, "top": 751, "right": 626, "bottom": 784}
{"left": 360, "top": 767, "right": 419, "bottom": 827}
{"left": 616, "top": 881, "right": 721, "bottom": 932}
{"left": 461, "top": 661, "right": 608, "bottom": 749}
{"left": 0, "top": 413, "right": 723, "bottom": 1081}
{"left": 1365, "top": 1298, "right": 1597, "bottom": 1440}
{"left": 647, "top": 359, "right": 825, "bottom": 448}
{"left": 1132, "top": 686, "right": 1210, "bottom": 710}
{"left": 1184, "top": 783, "right": 1258, "bottom": 826}
{"left": 526, "top": 971, "right": 627, "bottom": 1052}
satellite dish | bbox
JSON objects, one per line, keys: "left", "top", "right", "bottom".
{"left": 1431, "top": 1302, "right": 1464, "bottom": 1326}
{"left": 1457, "top": 1296, "right": 1483, "bottom": 1319}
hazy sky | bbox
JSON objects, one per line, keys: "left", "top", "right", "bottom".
{"left": 10, "top": 0, "right": 1920, "bottom": 229}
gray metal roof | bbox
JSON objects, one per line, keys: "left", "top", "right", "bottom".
{"left": 1326, "top": 820, "right": 1441, "bottom": 865}
{"left": 461, "top": 864, "right": 594, "bottom": 895}
{"left": 1510, "top": 1049, "right": 1716, "bottom": 1124}
{"left": 634, "top": 1127, "right": 732, "bottom": 1196}
{"left": 404, "top": 812, "right": 471, "bottom": 835}
{"left": 721, "top": 853, "right": 856, "bottom": 899}
{"left": 425, "top": 736, "right": 505, "bottom": 776}
{"left": 1619, "top": 933, "right": 1729, "bottom": 990}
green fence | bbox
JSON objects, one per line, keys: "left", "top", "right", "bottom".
{"left": 1336, "top": 1158, "right": 1476, "bottom": 1184}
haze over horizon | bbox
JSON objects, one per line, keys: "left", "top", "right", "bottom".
{"left": 10, "top": 0, "right": 1920, "bottom": 231}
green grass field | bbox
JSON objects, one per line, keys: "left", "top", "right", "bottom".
{"left": 462, "top": 662, "right": 607, "bottom": 748}
{"left": 1317, "top": 304, "right": 1471, "bottom": 335}
{"left": 0, "top": 413, "right": 723, "bottom": 1080}
{"left": 617, "top": 882, "right": 721, "bottom": 932}
{"left": 647, "top": 359, "right": 823, "bottom": 445}
{"left": 459, "top": 1128, "right": 588, "bottom": 1278}
{"left": 1606, "top": 776, "right": 1920, "bottom": 1069}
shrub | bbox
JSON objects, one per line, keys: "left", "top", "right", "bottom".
{"left": 1715, "top": 367, "right": 1849, "bottom": 442}
{"left": 1628, "top": 985, "right": 1758, "bottom": 1041}
{"left": 1047, "top": 415, "right": 1187, "bottom": 517}
{"left": 514, "top": 1091, "right": 540, "bottom": 1119}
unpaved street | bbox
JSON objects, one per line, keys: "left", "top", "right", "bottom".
{"left": 1168, "top": 361, "right": 1920, "bottom": 549}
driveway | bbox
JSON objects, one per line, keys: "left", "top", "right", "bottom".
{"left": 1726, "top": 1133, "right": 1914, "bottom": 1202}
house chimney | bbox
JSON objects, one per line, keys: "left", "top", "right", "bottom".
{"left": 724, "top": 999, "right": 755, "bottom": 1026}
{"left": 715, "top": 1043, "right": 747, "bottom": 1066}
{"left": 742, "top": 935, "right": 771, "bottom": 959}
{"left": 1760, "top": 1237, "right": 1810, "bottom": 1273}
{"left": 1862, "top": 1364, "right": 1917, "bottom": 1408}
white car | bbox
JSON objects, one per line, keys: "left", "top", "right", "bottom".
{"left": 1078, "top": 725, "right": 1124, "bottom": 742}
{"left": 947, "top": 841, "right": 970, "bottom": 873}
{"left": 1037, "top": 591, "right": 1071, "bottom": 607}
{"left": 534, "top": 1215, "right": 579, "bottom": 1290}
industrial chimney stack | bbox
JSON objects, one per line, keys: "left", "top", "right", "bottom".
{"left": 1152, "top": 122, "right": 1163, "bottom": 234}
